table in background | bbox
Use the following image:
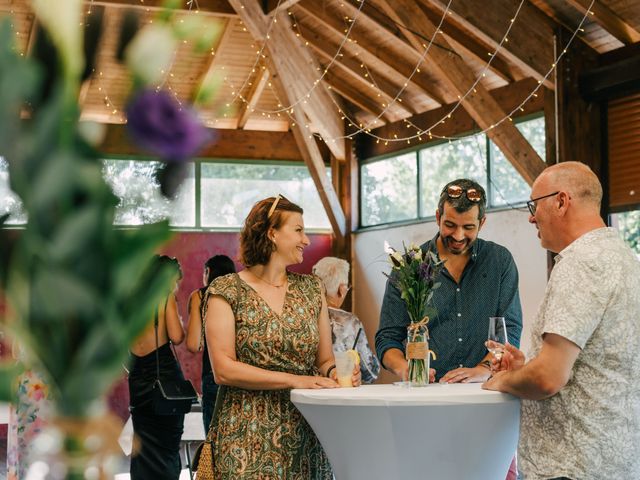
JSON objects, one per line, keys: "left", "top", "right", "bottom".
{"left": 291, "top": 383, "right": 519, "bottom": 480}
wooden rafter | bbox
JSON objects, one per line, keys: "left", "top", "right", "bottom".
{"left": 298, "top": 23, "right": 425, "bottom": 115}
{"left": 192, "top": 16, "right": 234, "bottom": 105}
{"left": 378, "top": 0, "right": 545, "bottom": 185}
{"left": 237, "top": 64, "right": 270, "bottom": 128}
{"left": 566, "top": 0, "right": 640, "bottom": 44}
{"left": 322, "top": 68, "right": 395, "bottom": 123}
{"left": 227, "top": 0, "right": 346, "bottom": 160}
{"left": 296, "top": 0, "right": 450, "bottom": 106}
{"left": 99, "top": 124, "right": 324, "bottom": 161}
{"left": 417, "top": 4, "right": 520, "bottom": 84}
{"left": 227, "top": 0, "right": 347, "bottom": 237}
{"left": 425, "top": 0, "right": 555, "bottom": 90}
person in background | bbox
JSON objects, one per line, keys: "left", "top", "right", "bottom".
{"left": 312, "top": 256, "right": 380, "bottom": 384}
{"left": 204, "top": 195, "right": 360, "bottom": 479}
{"left": 375, "top": 178, "right": 523, "bottom": 384}
{"left": 186, "top": 254, "right": 236, "bottom": 433}
{"left": 484, "top": 161, "right": 640, "bottom": 479}
{"left": 128, "top": 255, "right": 186, "bottom": 480}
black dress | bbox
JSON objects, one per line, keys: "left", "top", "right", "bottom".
{"left": 128, "top": 342, "right": 185, "bottom": 480}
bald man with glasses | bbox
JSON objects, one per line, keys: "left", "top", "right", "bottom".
{"left": 484, "top": 162, "right": 640, "bottom": 480}
{"left": 375, "top": 178, "right": 523, "bottom": 385}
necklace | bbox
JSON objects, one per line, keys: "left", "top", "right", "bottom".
{"left": 252, "top": 271, "right": 288, "bottom": 288}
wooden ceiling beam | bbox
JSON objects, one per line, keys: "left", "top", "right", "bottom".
{"left": 87, "top": 0, "right": 237, "bottom": 16}
{"left": 192, "top": 17, "right": 233, "bottom": 104}
{"left": 237, "top": 64, "right": 271, "bottom": 129}
{"left": 298, "top": 22, "right": 426, "bottom": 115}
{"left": 228, "top": 0, "right": 346, "bottom": 160}
{"left": 565, "top": 0, "right": 640, "bottom": 44}
{"left": 302, "top": 30, "right": 416, "bottom": 116}
{"left": 296, "top": 0, "right": 449, "bottom": 106}
{"left": 322, "top": 68, "right": 396, "bottom": 123}
{"left": 416, "top": 4, "right": 520, "bottom": 84}
{"left": 424, "top": 0, "right": 555, "bottom": 90}
{"left": 379, "top": 0, "right": 545, "bottom": 185}
{"left": 361, "top": 78, "right": 545, "bottom": 158}
{"left": 227, "top": 0, "right": 347, "bottom": 237}
{"left": 99, "top": 124, "right": 322, "bottom": 161}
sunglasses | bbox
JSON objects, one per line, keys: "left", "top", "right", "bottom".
{"left": 526, "top": 191, "right": 559, "bottom": 216}
{"left": 444, "top": 185, "right": 483, "bottom": 203}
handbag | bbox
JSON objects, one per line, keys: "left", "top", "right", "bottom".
{"left": 151, "top": 297, "right": 198, "bottom": 416}
{"left": 192, "top": 273, "right": 241, "bottom": 477}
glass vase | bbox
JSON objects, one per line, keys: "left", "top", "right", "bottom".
{"left": 406, "top": 323, "right": 430, "bottom": 386}
{"left": 26, "top": 413, "right": 123, "bottom": 480}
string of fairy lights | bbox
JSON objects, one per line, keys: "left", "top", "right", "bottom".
{"left": 6, "top": 0, "right": 597, "bottom": 145}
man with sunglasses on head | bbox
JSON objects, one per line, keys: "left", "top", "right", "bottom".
{"left": 376, "top": 178, "right": 523, "bottom": 385}
{"left": 483, "top": 162, "right": 640, "bottom": 480}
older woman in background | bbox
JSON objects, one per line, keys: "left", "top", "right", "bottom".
{"left": 313, "top": 257, "right": 380, "bottom": 384}
{"left": 204, "top": 195, "right": 360, "bottom": 479}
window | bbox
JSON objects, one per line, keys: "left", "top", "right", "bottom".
{"left": 0, "top": 156, "right": 27, "bottom": 224}
{"left": 490, "top": 117, "right": 545, "bottom": 207}
{"left": 360, "top": 152, "right": 417, "bottom": 226}
{"left": 102, "top": 159, "right": 195, "bottom": 227}
{"left": 200, "top": 162, "right": 331, "bottom": 229}
{"left": 611, "top": 209, "right": 640, "bottom": 258}
{"left": 360, "top": 116, "right": 545, "bottom": 227}
{"left": 419, "top": 134, "right": 486, "bottom": 217}
{"left": 2, "top": 156, "right": 331, "bottom": 231}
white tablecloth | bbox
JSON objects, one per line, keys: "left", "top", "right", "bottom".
{"left": 291, "top": 383, "right": 519, "bottom": 480}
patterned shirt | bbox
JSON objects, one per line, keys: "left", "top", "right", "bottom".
{"left": 329, "top": 307, "right": 380, "bottom": 384}
{"left": 519, "top": 228, "right": 640, "bottom": 479}
{"left": 376, "top": 234, "right": 522, "bottom": 381}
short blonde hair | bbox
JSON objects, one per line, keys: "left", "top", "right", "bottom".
{"left": 312, "top": 257, "right": 349, "bottom": 297}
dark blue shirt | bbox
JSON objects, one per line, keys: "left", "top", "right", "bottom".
{"left": 375, "top": 234, "right": 522, "bottom": 381}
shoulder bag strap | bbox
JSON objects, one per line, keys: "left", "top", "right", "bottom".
{"left": 154, "top": 302, "right": 161, "bottom": 382}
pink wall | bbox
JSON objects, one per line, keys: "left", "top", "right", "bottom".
{"left": 108, "top": 231, "right": 333, "bottom": 420}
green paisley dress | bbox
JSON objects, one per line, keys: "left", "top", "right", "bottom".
{"left": 206, "top": 272, "right": 332, "bottom": 479}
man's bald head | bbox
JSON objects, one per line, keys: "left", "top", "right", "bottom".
{"left": 539, "top": 161, "right": 602, "bottom": 210}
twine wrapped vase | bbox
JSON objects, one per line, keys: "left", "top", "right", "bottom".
{"left": 406, "top": 320, "right": 430, "bottom": 386}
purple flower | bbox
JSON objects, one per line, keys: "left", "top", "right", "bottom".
{"left": 125, "top": 89, "right": 212, "bottom": 161}
{"left": 419, "top": 261, "right": 432, "bottom": 281}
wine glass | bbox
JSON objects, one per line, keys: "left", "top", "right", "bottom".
{"left": 488, "top": 316, "right": 508, "bottom": 364}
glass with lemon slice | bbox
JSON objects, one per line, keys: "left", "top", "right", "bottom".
{"left": 334, "top": 350, "right": 360, "bottom": 387}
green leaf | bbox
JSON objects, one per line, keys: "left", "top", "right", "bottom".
{"left": 0, "top": 362, "right": 24, "bottom": 402}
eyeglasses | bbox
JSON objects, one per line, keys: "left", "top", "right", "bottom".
{"left": 443, "top": 185, "right": 483, "bottom": 203}
{"left": 526, "top": 191, "right": 559, "bottom": 215}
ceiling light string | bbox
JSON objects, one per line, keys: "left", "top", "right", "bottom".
{"left": 268, "top": 0, "right": 454, "bottom": 135}
{"left": 325, "top": 0, "right": 456, "bottom": 134}
{"left": 325, "top": 0, "right": 525, "bottom": 143}
{"left": 222, "top": 0, "right": 367, "bottom": 116}
{"left": 223, "top": 0, "right": 286, "bottom": 108}
{"left": 324, "top": 0, "right": 594, "bottom": 145}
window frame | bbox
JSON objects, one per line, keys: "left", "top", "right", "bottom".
{"left": 358, "top": 113, "right": 544, "bottom": 230}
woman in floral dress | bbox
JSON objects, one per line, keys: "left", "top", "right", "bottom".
{"left": 204, "top": 195, "right": 361, "bottom": 479}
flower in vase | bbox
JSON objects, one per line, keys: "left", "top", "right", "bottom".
{"left": 383, "top": 242, "right": 445, "bottom": 326}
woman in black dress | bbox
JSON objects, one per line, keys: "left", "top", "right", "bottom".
{"left": 186, "top": 254, "right": 236, "bottom": 432}
{"left": 128, "top": 256, "right": 186, "bottom": 480}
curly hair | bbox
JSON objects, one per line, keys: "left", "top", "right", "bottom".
{"left": 239, "top": 196, "right": 304, "bottom": 267}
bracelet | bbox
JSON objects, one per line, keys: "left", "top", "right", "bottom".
{"left": 478, "top": 360, "right": 491, "bottom": 370}
{"left": 326, "top": 364, "right": 336, "bottom": 378}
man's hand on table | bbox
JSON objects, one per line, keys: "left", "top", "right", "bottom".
{"left": 439, "top": 365, "right": 491, "bottom": 384}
